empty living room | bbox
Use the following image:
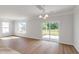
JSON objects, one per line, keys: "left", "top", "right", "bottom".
{"left": 0, "top": 5, "right": 79, "bottom": 54}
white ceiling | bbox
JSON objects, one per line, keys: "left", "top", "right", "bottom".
{"left": 42, "top": 5, "right": 74, "bottom": 13}
{"left": 0, "top": 5, "right": 74, "bottom": 20}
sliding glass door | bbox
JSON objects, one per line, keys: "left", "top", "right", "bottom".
{"left": 42, "top": 21, "right": 50, "bottom": 41}
{"left": 42, "top": 21, "right": 59, "bottom": 42}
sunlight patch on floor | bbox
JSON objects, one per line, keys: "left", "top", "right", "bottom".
{"left": 0, "top": 36, "right": 19, "bottom": 40}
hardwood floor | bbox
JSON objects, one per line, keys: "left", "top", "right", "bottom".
{"left": 0, "top": 36, "right": 78, "bottom": 54}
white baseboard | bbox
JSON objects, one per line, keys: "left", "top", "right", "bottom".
{"left": 73, "top": 44, "right": 79, "bottom": 53}
{"left": 59, "top": 41, "right": 73, "bottom": 45}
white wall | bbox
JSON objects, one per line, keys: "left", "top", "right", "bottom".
{"left": 52, "top": 12, "right": 73, "bottom": 45}
{"left": 26, "top": 18, "right": 42, "bottom": 39}
{"left": 14, "top": 18, "right": 42, "bottom": 39}
{"left": 14, "top": 10, "right": 73, "bottom": 45}
{"left": 74, "top": 6, "right": 79, "bottom": 52}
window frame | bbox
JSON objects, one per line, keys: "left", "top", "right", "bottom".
{"left": 1, "top": 22, "right": 10, "bottom": 33}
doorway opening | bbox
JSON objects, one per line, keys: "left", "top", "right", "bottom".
{"left": 42, "top": 21, "right": 59, "bottom": 42}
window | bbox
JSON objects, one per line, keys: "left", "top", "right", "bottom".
{"left": 18, "top": 22, "right": 26, "bottom": 33}
{"left": 2, "top": 22, "right": 9, "bottom": 33}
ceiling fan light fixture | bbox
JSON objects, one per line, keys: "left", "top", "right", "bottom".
{"left": 39, "top": 14, "right": 48, "bottom": 19}
{"left": 38, "top": 5, "right": 49, "bottom": 19}
{"left": 45, "top": 14, "right": 48, "bottom": 18}
{"left": 39, "top": 15, "right": 42, "bottom": 18}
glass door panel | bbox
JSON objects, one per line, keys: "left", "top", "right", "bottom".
{"left": 42, "top": 21, "right": 50, "bottom": 41}
{"left": 49, "top": 22, "right": 59, "bottom": 42}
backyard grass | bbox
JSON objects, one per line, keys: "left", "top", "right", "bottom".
{"left": 42, "top": 29, "right": 59, "bottom": 36}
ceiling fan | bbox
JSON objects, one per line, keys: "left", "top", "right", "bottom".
{"left": 36, "top": 5, "right": 48, "bottom": 19}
